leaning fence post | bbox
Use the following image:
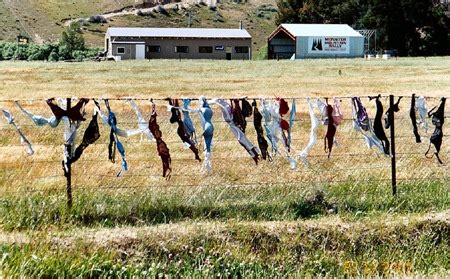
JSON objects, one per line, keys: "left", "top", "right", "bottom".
{"left": 64, "top": 98, "right": 73, "bottom": 208}
{"left": 389, "top": 95, "right": 397, "bottom": 195}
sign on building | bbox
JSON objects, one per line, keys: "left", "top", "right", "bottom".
{"left": 308, "top": 37, "right": 349, "bottom": 54}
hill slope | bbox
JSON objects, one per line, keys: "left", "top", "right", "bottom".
{"left": 0, "top": 0, "right": 136, "bottom": 43}
{"left": 0, "top": 0, "right": 277, "bottom": 55}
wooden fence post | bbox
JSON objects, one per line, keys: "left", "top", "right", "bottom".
{"left": 389, "top": 95, "right": 397, "bottom": 196}
{"left": 65, "top": 98, "right": 73, "bottom": 208}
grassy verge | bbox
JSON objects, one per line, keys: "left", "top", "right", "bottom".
{"left": 0, "top": 179, "right": 448, "bottom": 231}
{"left": 0, "top": 214, "right": 448, "bottom": 277}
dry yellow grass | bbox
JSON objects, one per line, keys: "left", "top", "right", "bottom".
{"left": 0, "top": 57, "right": 449, "bottom": 100}
{"left": 0, "top": 58, "right": 448, "bottom": 193}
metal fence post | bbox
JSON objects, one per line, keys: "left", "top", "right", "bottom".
{"left": 389, "top": 95, "right": 397, "bottom": 195}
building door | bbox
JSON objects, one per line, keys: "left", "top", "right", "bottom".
{"left": 135, "top": 44, "right": 145, "bottom": 59}
{"left": 226, "top": 46, "right": 232, "bottom": 60}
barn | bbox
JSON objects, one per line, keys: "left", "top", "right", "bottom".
{"left": 105, "top": 27, "right": 252, "bottom": 60}
{"left": 268, "top": 24, "right": 364, "bottom": 59}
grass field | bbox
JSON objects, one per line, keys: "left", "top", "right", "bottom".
{"left": 0, "top": 58, "right": 449, "bottom": 277}
{"left": 0, "top": 57, "right": 449, "bottom": 99}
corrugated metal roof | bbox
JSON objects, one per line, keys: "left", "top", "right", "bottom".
{"left": 111, "top": 41, "right": 146, "bottom": 44}
{"left": 107, "top": 27, "right": 251, "bottom": 39}
{"left": 281, "top": 24, "right": 363, "bottom": 37}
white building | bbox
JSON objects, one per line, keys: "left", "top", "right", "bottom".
{"left": 268, "top": 24, "right": 364, "bottom": 59}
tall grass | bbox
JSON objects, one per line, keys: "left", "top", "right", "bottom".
{"left": 0, "top": 179, "right": 447, "bottom": 231}
{"left": 0, "top": 214, "right": 448, "bottom": 277}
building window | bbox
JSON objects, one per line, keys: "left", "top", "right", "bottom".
{"left": 199, "top": 46, "right": 213, "bottom": 53}
{"left": 117, "top": 47, "right": 125, "bottom": 54}
{"left": 175, "top": 46, "right": 189, "bottom": 53}
{"left": 147, "top": 45, "right": 160, "bottom": 53}
{"left": 235, "top": 46, "right": 249, "bottom": 53}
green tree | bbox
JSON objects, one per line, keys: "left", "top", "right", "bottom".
{"left": 59, "top": 22, "right": 85, "bottom": 60}
{"left": 275, "top": 0, "right": 450, "bottom": 56}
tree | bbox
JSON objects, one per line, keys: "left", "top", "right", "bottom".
{"left": 275, "top": 0, "right": 450, "bottom": 56}
{"left": 59, "top": 22, "right": 85, "bottom": 60}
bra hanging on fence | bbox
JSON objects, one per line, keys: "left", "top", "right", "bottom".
{"left": 425, "top": 97, "right": 446, "bottom": 164}
{"left": 149, "top": 101, "right": 172, "bottom": 179}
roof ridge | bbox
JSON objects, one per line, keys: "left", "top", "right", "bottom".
{"left": 106, "top": 27, "right": 252, "bottom": 39}
{"left": 278, "top": 24, "right": 363, "bottom": 37}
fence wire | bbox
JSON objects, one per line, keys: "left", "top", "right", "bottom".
{"left": 0, "top": 96, "right": 448, "bottom": 195}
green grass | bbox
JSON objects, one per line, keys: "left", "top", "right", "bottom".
{"left": 0, "top": 214, "right": 448, "bottom": 277}
{"left": 0, "top": 179, "right": 447, "bottom": 231}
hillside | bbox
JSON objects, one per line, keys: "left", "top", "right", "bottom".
{"left": 0, "top": 0, "right": 277, "bottom": 56}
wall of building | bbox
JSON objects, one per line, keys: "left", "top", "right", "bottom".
{"left": 107, "top": 36, "right": 252, "bottom": 60}
{"left": 111, "top": 43, "right": 137, "bottom": 60}
{"left": 295, "top": 36, "right": 364, "bottom": 59}
{"left": 350, "top": 37, "right": 364, "bottom": 57}
{"left": 268, "top": 37, "right": 295, "bottom": 59}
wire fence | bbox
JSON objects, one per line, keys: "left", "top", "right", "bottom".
{"left": 0, "top": 95, "right": 448, "bottom": 198}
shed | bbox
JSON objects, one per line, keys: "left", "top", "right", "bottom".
{"left": 105, "top": 27, "right": 252, "bottom": 60}
{"left": 268, "top": 24, "right": 364, "bottom": 59}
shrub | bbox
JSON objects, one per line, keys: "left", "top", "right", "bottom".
{"left": 88, "top": 15, "right": 107, "bottom": 24}
{"left": 13, "top": 45, "right": 29, "bottom": 60}
{"left": 0, "top": 42, "right": 98, "bottom": 61}
{"left": 83, "top": 48, "right": 101, "bottom": 58}
{"left": 58, "top": 44, "right": 71, "bottom": 60}
{"left": 25, "top": 44, "right": 41, "bottom": 61}
{"left": 155, "top": 5, "right": 169, "bottom": 16}
{"left": 2, "top": 42, "right": 17, "bottom": 60}
{"left": 48, "top": 51, "right": 59, "bottom": 62}
{"left": 213, "top": 11, "right": 224, "bottom": 22}
{"left": 40, "top": 43, "right": 58, "bottom": 59}
{"left": 72, "top": 50, "right": 85, "bottom": 62}
{"left": 136, "top": 9, "right": 155, "bottom": 17}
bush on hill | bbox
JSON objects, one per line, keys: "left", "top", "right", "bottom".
{"left": 0, "top": 22, "right": 99, "bottom": 61}
{"left": 88, "top": 15, "right": 107, "bottom": 24}
{"left": 0, "top": 42, "right": 99, "bottom": 61}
